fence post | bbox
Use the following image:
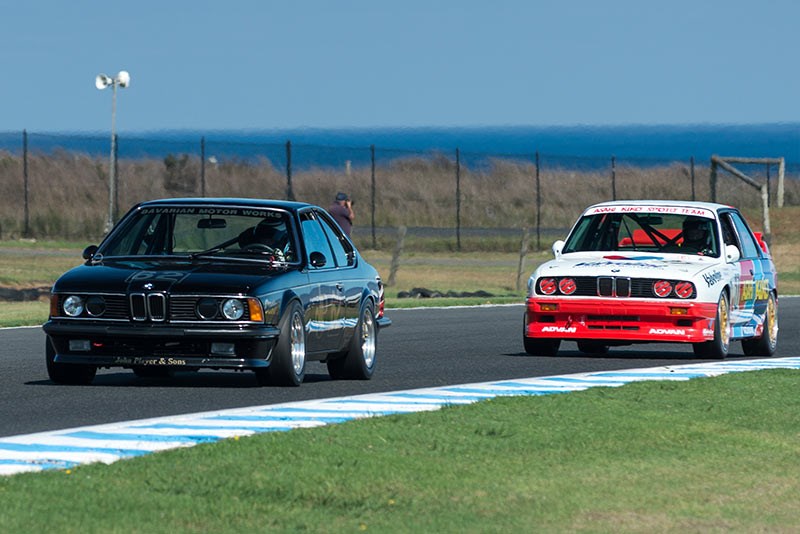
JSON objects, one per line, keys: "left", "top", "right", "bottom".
{"left": 777, "top": 158, "right": 785, "bottom": 208}
{"left": 690, "top": 156, "right": 696, "bottom": 201}
{"left": 766, "top": 163, "right": 771, "bottom": 207}
{"left": 455, "top": 148, "right": 461, "bottom": 252}
{"left": 23, "top": 130, "right": 30, "bottom": 238}
{"left": 535, "top": 151, "right": 541, "bottom": 251}
{"left": 516, "top": 227, "right": 530, "bottom": 292}
{"left": 611, "top": 155, "right": 616, "bottom": 200}
{"left": 761, "top": 183, "right": 771, "bottom": 244}
{"left": 200, "top": 136, "right": 206, "bottom": 197}
{"left": 285, "top": 140, "right": 294, "bottom": 201}
{"left": 387, "top": 225, "right": 406, "bottom": 287}
{"left": 371, "top": 144, "right": 376, "bottom": 249}
{"left": 710, "top": 157, "right": 718, "bottom": 202}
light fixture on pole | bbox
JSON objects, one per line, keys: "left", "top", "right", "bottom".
{"left": 96, "top": 70, "right": 130, "bottom": 232}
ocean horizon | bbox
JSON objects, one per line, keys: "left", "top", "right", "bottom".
{"left": 1, "top": 123, "right": 798, "bottom": 171}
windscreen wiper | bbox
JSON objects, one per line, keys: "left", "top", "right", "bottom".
{"left": 189, "top": 236, "right": 240, "bottom": 260}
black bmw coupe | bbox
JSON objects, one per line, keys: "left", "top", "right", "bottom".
{"left": 43, "top": 198, "right": 390, "bottom": 386}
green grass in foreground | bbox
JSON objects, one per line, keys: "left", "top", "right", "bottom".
{"left": 1, "top": 369, "right": 798, "bottom": 532}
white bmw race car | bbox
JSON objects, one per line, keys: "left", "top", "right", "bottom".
{"left": 524, "top": 200, "right": 778, "bottom": 358}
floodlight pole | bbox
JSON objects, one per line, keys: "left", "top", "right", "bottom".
{"left": 107, "top": 82, "right": 118, "bottom": 233}
{"left": 97, "top": 70, "right": 129, "bottom": 233}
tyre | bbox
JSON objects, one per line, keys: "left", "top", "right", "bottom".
{"left": 523, "top": 337, "right": 561, "bottom": 356}
{"left": 257, "top": 301, "right": 306, "bottom": 386}
{"left": 742, "top": 292, "right": 778, "bottom": 357}
{"left": 327, "top": 300, "right": 377, "bottom": 380}
{"left": 692, "top": 292, "right": 730, "bottom": 359}
{"left": 577, "top": 341, "right": 609, "bottom": 355}
{"left": 45, "top": 337, "right": 97, "bottom": 385}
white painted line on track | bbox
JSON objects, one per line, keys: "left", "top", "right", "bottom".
{"left": 1, "top": 356, "right": 799, "bottom": 476}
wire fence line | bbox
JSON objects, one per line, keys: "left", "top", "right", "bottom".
{"left": 0, "top": 131, "right": 797, "bottom": 251}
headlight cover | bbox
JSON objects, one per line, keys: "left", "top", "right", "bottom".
{"left": 222, "top": 298, "right": 245, "bottom": 320}
{"left": 63, "top": 295, "right": 85, "bottom": 317}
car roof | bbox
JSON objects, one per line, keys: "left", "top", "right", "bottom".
{"left": 135, "top": 197, "right": 314, "bottom": 213}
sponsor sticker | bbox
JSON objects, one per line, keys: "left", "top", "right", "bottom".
{"left": 648, "top": 328, "right": 686, "bottom": 335}
{"left": 587, "top": 205, "right": 714, "bottom": 218}
{"left": 541, "top": 326, "right": 577, "bottom": 333}
{"left": 702, "top": 270, "right": 722, "bottom": 287}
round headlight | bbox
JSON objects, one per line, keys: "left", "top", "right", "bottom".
{"left": 558, "top": 278, "right": 577, "bottom": 295}
{"left": 196, "top": 297, "right": 219, "bottom": 320}
{"left": 653, "top": 280, "right": 673, "bottom": 298}
{"left": 85, "top": 295, "right": 106, "bottom": 316}
{"left": 538, "top": 278, "right": 557, "bottom": 295}
{"left": 222, "top": 298, "right": 245, "bottom": 320}
{"left": 674, "top": 281, "right": 694, "bottom": 299}
{"left": 63, "top": 295, "right": 85, "bottom": 317}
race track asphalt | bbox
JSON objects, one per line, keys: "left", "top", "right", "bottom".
{"left": 2, "top": 299, "right": 798, "bottom": 438}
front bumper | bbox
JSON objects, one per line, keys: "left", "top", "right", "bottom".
{"left": 43, "top": 320, "right": 280, "bottom": 370}
{"left": 524, "top": 297, "right": 718, "bottom": 344}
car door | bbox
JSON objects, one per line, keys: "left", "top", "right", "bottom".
{"left": 315, "top": 209, "right": 362, "bottom": 346}
{"left": 299, "top": 210, "right": 346, "bottom": 353}
{"left": 720, "top": 211, "right": 767, "bottom": 335}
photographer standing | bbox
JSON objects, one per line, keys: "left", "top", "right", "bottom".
{"left": 328, "top": 192, "right": 354, "bottom": 236}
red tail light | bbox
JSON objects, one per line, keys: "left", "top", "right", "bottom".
{"left": 377, "top": 280, "right": 385, "bottom": 318}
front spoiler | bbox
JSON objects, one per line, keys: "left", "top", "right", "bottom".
{"left": 43, "top": 320, "right": 280, "bottom": 370}
{"left": 524, "top": 296, "right": 718, "bottom": 344}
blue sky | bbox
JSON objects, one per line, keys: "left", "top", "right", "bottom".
{"left": 2, "top": 0, "right": 798, "bottom": 133}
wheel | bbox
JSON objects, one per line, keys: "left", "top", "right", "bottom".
{"left": 742, "top": 292, "right": 778, "bottom": 356}
{"left": 523, "top": 337, "right": 561, "bottom": 356}
{"left": 327, "top": 300, "right": 377, "bottom": 380}
{"left": 46, "top": 337, "right": 96, "bottom": 385}
{"left": 257, "top": 301, "right": 306, "bottom": 386}
{"left": 577, "top": 341, "right": 609, "bottom": 354}
{"left": 692, "top": 292, "right": 730, "bottom": 359}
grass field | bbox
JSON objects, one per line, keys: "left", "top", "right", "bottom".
{"left": 1, "top": 369, "right": 798, "bottom": 532}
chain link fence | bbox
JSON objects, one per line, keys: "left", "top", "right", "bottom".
{"left": 0, "top": 131, "right": 797, "bottom": 251}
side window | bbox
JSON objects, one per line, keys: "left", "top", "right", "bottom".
{"left": 317, "top": 211, "right": 354, "bottom": 267}
{"left": 729, "top": 212, "right": 760, "bottom": 259}
{"left": 300, "top": 212, "right": 335, "bottom": 269}
{"left": 720, "top": 214, "right": 738, "bottom": 248}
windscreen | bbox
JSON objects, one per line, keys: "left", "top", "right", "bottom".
{"left": 562, "top": 206, "right": 719, "bottom": 257}
{"left": 99, "top": 206, "right": 297, "bottom": 262}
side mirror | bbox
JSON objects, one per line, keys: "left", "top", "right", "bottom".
{"left": 309, "top": 251, "right": 327, "bottom": 268}
{"left": 552, "top": 240, "right": 565, "bottom": 258}
{"left": 725, "top": 244, "right": 740, "bottom": 263}
{"left": 82, "top": 245, "right": 99, "bottom": 260}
